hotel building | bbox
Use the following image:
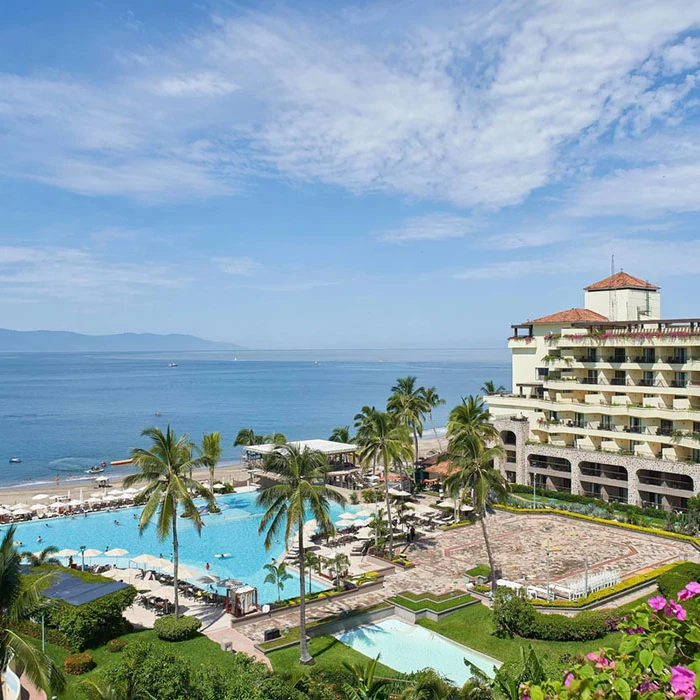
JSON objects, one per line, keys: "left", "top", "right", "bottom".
{"left": 486, "top": 272, "right": 700, "bottom": 511}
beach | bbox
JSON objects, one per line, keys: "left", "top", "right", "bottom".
{"left": 0, "top": 437, "right": 445, "bottom": 507}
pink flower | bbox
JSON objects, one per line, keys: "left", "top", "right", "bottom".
{"left": 670, "top": 666, "right": 696, "bottom": 699}
{"left": 678, "top": 588, "right": 693, "bottom": 601}
{"left": 666, "top": 599, "right": 687, "bottom": 621}
{"left": 684, "top": 582, "right": 700, "bottom": 597}
{"left": 564, "top": 673, "right": 574, "bottom": 687}
{"left": 648, "top": 595, "right": 667, "bottom": 611}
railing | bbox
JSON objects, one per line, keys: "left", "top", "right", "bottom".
{"left": 529, "top": 461, "right": 572, "bottom": 473}
{"left": 580, "top": 467, "right": 628, "bottom": 481}
{"left": 638, "top": 475, "right": 694, "bottom": 491}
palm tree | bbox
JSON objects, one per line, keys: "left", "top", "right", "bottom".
{"left": 0, "top": 526, "right": 64, "bottom": 699}
{"left": 354, "top": 405, "right": 380, "bottom": 475}
{"left": 387, "top": 376, "right": 429, "bottom": 467}
{"left": 423, "top": 387, "right": 446, "bottom": 450}
{"left": 233, "top": 428, "right": 262, "bottom": 447}
{"left": 445, "top": 434, "right": 507, "bottom": 596}
{"left": 200, "top": 431, "right": 222, "bottom": 487}
{"left": 329, "top": 426, "right": 352, "bottom": 443}
{"left": 328, "top": 552, "right": 350, "bottom": 587}
{"left": 400, "top": 669, "right": 459, "bottom": 699}
{"left": 358, "top": 412, "right": 412, "bottom": 558}
{"left": 302, "top": 551, "right": 320, "bottom": 595}
{"left": 481, "top": 380, "right": 507, "bottom": 396}
{"left": 263, "top": 432, "right": 288, "bottom": 445}
{"left": 446, "top": 395, "right": 499, "bottom": 452}
{"left": 393, "top": 500, "right": 414, "bottom": 535}
{"left": 342, "top": 655, "right": 392, "bottom": 700}
{"left": 263, "top": 561, "right": 292, "bottom": 603}
{"left": 21, "top": 545, "right": 60, "bottom": 567}
{"left": 124, "top": 426, "right": 215, "bottom": 620}
{"left": 367, "top": 508, "right": 388, "bottom": 553}
{"left": 257, "top": 444, "right": 346, "bottom": 665}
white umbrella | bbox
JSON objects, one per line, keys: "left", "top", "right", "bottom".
{"left": 107, "top": 489, "right": 123, "bottom": 497}
{"left": 11, "top": 503, "right": 29, "bottom": 511}
{"left": 56, "top": 549, "right": 78, "bottom": 558}
{"left": 12, "top": 508, "right": 31, "bottom": 516}
{"left": 212, "top": 483, "right": 226, "bottom": 491}
{"left": 82, "top": 549, "right": 102, "bottom": 558}
{"left": 162, "top": 562, "right": 197, "bottom": 578}
{"left": 355, "top": 509, "right": 375, "bottom": 517}
{"left": 337, "top": 511, "right": 356, "bottom": 519}
{"left": 32, "top": 494, "right": 50, "bottom": 501}
{"left": 198, "top": 573, "right": 220, "bottom": 584}
{"left": 48, "top": 502, "right": 64, "bottom": 510}
{"left": 30, "top": 504, "right": 47, "bottom": 512}
{"left": 336, "top": 519, "right": 354, "bottom": 528}
{"left": 388, "top": 488, "right": 411, "bottom": 498}
{"left": 107, "top": 548, "right": 129, "bottom": 558}
{"left": 0, "top": 508, "right": 11, "bottom": 516}
{"left": 87, "top": 497, "right": 102, "bottom": 504}
{"left": 352, "top": 518, "right": 368, "bottom": 527}
{"left": 66, "top": 499, "right": 83, "bottom": 507}
{"left": 122, "top": 487, "right": 139, "bottom": 495}
{"left": 131, "top": 554, "right": 159, "bottom": 566}
{"left": 90, "top": 492, "right": 104, "bottom": 498}
{"left": 102, "top": 495, "right": 119, "bottom": 503}
{"left": 356, "top": 527, "right": 373, "bottom": 539}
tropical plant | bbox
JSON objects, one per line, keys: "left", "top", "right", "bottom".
{"left": 263, "top": 432, "right": 288, "bottom": 445}
{"left": 257, "top": 444, "right": 346, "bottom": 664}
{"left": 329, "top": 426, "right": 353, "bottom": 443}
{"left": 354, "top": 406, "right": 381, "bottom": 475}
{"left": 80, "top": 677, "right": 156, "bottom": 700}
{"left": 342, "top": 655, "right": 393, "bottom": 700}
{"left": 445, "top": 433, "right": 507, "bottom": 596}
{"left": 393, "top": 500, "right": 415, "bottom": 534}
{"left": 367, "top": 508, "right": 388, "bottom": 553}
{"left": 480, "top": 380, "right": 507, "bottom": 395}
{"left": 423, "top": 387, "right": 446, "bottom": 450}
{"left": 0, "top": 525, "right": 65, "bottom": 698}
{"left": 233, "top": 428, "right": 261, "bottom": 447}
{"left": 124, "top": 425, "right": 215, "bottom": 620}
{"left": 400, "top": 668, "right": 459, "bottom": 699}
{"left": 328, "top": 553, "right": 350, "bottom": 587}
{"left": 302, "top": 551, "right": 320, "bottom": 595}
{"left": 387, "top": 376, "right": 429, "bottom": 466}
{"left": 446, "top": 395, "right": 499, "bottom": 451}
{"left": 21, "top": 544, "right": 60, "bottom": 567}
{"left": 263, "top": 561, "right": 293, "bottom": 603}
{"left": 357, "top": 412, "right": 412, "bottom": 558}
{"left": 199, "top": 431, "right": 222, "bottom": 487}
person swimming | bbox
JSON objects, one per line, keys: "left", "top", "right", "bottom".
{"left": 114, "top": 520, "right": 120, "bottom": 525}
{"left": 37, "top": 536, "right": 42, "bottom": 543}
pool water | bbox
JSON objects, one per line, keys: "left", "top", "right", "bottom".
{"left": 334, "top": 617, "right": 500, "bottom": 685}
{"left": 8, "top": 490, "right": 353, "bottom": 603}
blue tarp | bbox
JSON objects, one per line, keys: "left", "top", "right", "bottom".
{"left": 43, "top": 571, "right": 129, "bottom": 606}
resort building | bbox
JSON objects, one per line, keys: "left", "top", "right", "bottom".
{"left": 486, "top": 272, "right": 700, "bottom": 511}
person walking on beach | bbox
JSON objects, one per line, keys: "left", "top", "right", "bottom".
{"left": 55, "top": 473, "right": 60, "bottom": 486}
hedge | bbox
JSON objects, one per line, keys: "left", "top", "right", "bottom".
{"left": 64, "top": 652, "right": 95, "bottom": 675}
{"left": 154, "top": 614, "right": 202, "bottom": 641}
{"left": 13, "top": 618, "right": 73, "bottom": 650}
{"left": 390, "top": 591, "right": 475, "bottom": 613}
{"left": 495, "top": 505, "right": 700, "bottom": 548}
{"left": 535, "top": 562, "right": 678, "bottom": 608}
{"left": 106, "top": 638, "right": 128, "bottom": 653}
{"left": 657, "top": 563, "right": 700, "bottom": 616}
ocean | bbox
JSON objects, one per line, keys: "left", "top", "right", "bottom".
{"left": 0, "top": 349, "right": 510, "bottom": 488}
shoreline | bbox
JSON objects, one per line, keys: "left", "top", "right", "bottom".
{"left": 0, "top": 436, "right": 445, "bottom": 507}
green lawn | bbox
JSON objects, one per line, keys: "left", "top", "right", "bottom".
{"left": 418, "top": 602, "right": 623, "bottom": 674}
{"left": 389, "top": 591, "right": 476, "bottom": 613}
{"left": 47, "top": 630, "right": 239, "bottom": 700}
{"left": 267, "top": 634, "right": 398, "bottom": 677}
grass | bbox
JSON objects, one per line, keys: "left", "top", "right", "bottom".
{"left": 389, "top": 591, "right": 476, "bottom": 613}
{"left": 46, "top": 629, "right": 238, "bottom": 700}
{"left": 465, "top": 564, "right": 491, "bottom": 578}
{"left": 418, "top": 602, "right": 622, "bottom": 675}
{"left": 267, "top": 634, "right": 398, "bottom": 677}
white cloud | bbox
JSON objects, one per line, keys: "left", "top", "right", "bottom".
{"left": 378, "top": 214, "right": 477, "bottom": 243}
{"left": 0, "top": 246, "right": 183, "bottom": 300}
{"left": 237, "top": 280, "right": 333, "bottom": 292}
{"left": 214, "top": 256, "right": 262, "bottom": 276}
{"left": 0, "top": 1, "right": 698, "bottom": 206}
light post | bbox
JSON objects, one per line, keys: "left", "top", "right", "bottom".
{"left": 41, "top": 611, "right": 45, "bottom": 652}
{"left": 584, "top": 556, "right": 589, "bottom": 598}
{"left": 545, "top": 539, "right": 551, "bottom": 602}
{"left": 79, "top": 545, "right": 86, "bottom": 571}
{"left": 532, "top": 473, "right": 536, "bottom": 509}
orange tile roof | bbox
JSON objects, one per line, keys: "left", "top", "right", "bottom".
{"left": 585, "top": 271, "right": 659, "bottom": 291}
{"left": 528, "top": 308, "right": 609, "bottom": 324}
{"left": 425, "top": 461, "right": 456, "bottom": 477}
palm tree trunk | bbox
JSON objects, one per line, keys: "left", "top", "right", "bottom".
{"left": 429, "top": 410, "right": 443, "bottom": 452}
{"left": 383, "top": 448, "right": 394, "bottom": 558}
{"left": 297, "top": 528, "right": 314, "bottom": 665}
{"left": 480, "top": 513, "right": 498, "bottom": 596}
{"left": 412, "top": 426, "right": 419, "bottom": 466}
{"left": 172, "top": 511, "right": 180, "bottom": 620}
{"left": 209, "top": 466, "right": 215, "bottom": 488}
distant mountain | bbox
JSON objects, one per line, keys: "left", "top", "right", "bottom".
{"left": 0, "top": 329, "right": 245, "bottom": 352}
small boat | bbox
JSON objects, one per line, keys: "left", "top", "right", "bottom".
{"left": 86, "top": 465, "right": 105, "bottom": 474}
{"left": 313, "top": 361, "right": 320, "bottom": 366}
{"left": 168, "top": 362, "right": 178, "bottom": 367}
{"left": 9, "top": 457, "right": 21, "bottom": 464}
{"left": 155, "top": 411, "right": 161, "bottom": 416}
{"left": 214, "top": 553, "right": 232, "bottom": 559}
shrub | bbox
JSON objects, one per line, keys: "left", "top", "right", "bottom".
{"left": 106, "top": 638, "right": 127, "bottom": 653}
{"left": 154, "top": 614, "right": 202, "bottom": 641}
{"left": 64, "top": 652, "right": 95, "bottom": 675}
{"left": 13, "top": 619, "right": 73, "bottom": 650}
{"left": 658, "top": 562, "right": 700, "bottom": 616}
{"left": 493, "top": 590, "right": 608, "bottom": 641}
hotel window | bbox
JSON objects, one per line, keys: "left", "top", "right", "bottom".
{"left": 613, "top": 370, "right": 626, "bottom": 386}
{"left": 601, "top": 415, "right": 613, "bottom": 431}
{"left": 642, "top": 371, "right": 654, "bottom": 387}
{"left": 674, "top": 372, "right": 687, "bottom": 388}
{"left": 586, "top": 369, "right": 597, "bottom": 384}
{"left": 660, "top": 419, "right": 673, "bottom": 437}
{"left": 613, "top": 348, "right": 626, "bottom": 362}
{"left": 692, "top": 449, "right": 700, "bottom": 463}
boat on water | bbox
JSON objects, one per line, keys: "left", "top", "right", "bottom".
{"left": 313, "top": 361, "right": 320, "bottom": 366}
{"left": 9, "top": 457, "right": 21, "bottom": 464}
{"left": 168, "top": 362, "right": 178, "bottom": 368}
{"left": 110, "top": 458, "right": 134, "bottom": 467}
{"left": 86, "top": 465, "right": 105, "bottom": 474}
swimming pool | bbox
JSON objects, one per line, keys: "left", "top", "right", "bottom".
{"left": 334, "top": 618, "right": 500, "bottom": 685}
{"left": 8, "top": 490, "right": 354, "bottom": 603}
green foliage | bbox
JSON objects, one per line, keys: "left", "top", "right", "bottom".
{"left": 105, "top": 638, "right": 127, "bottom": 653}
{"left": 153, "top": 614, "right": 202, "bottom": 641}
{"left": 658, "top": 562, "right": 700, "bottom": 616}
{"left": 64, "top": 652, "right": 95, "bottom": 675}
{"left": 47, "top": 585, "right": 136, "bottom": 650}
{"left": 390, "top": 590, "right": 475, "bottom": 613}
{"left": 492, "top": 590, "right": 608, "bottom": 642}
{"left": 466, "top": 565, "right": 491, "bottom": 578}
{"left": 13, "top": 618, "right": 73, "bottom": 650}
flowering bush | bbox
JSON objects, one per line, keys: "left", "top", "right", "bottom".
{"left": 522, "top": 583, "right": 700, "bottom": 699}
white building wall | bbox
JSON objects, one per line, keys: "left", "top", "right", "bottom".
{"left": 585, "top": 288, "right": 660, "bottom": 322}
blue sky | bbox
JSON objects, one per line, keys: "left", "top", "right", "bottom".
{"left": 1, "top": 0, "right": 699, "bottom": 349}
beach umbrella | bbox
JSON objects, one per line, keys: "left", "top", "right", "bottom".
{"left": 55, "top": 549, "right": 78, "bottom": 558}
{"left": 220, "top": 578, "right": 243, "bottom": 589}
{"left": 162, "top": 562, "right": 196, "bottom": 578}
{"left": 130, "top": 554, "right": 159, "bottom": 566}
{"left": 87, "top": 497, "right": 102, "bottom": 504}
{"left": 352, "top": 518, "right": 368, "bottom": 527}
{"left": 31, "top": 494, "right": 50, "bottom": 501}
{"left": 0, "top": 508, "right": 11, "bottom": 516}
{"left": 356, "top": 527, "right": 372, "bottom": 539}
{"left": 335, "top": 519, "right": 354, "bottom": 528}
{"left": 30, "top": 504, "right": 47, "bottom": 512}
{"left": 212, "top": 483, "right": 226, "bottom": 491}
{"left": 198, "top": 574, "right": 219, "bottom": 584}
{"left": 48, "top": 502, "right": 64, "bottom": 510}
{"left": 107, "top": 489, "right": 123, "bottom": 497}
{"left": 355, "top": 509, "right": 375, "bottom": 517}
{"left": 82, "top": 549, "right": 102, "bottom": 558}
{"left": 107, "top": 548, "right": 129, "bottom": 558}
{"left": 90, "top": 492, "right": 104, "bottom": 498}
{"left": 337, "top": 511, "right": 356, "bottom": 519}
{"left": 11, "top": 503, "right": 29, "bottom": 511}
{"left": 122, "top": 487, "right": 139, "bottom": 494}
{"left": 102, "top": 495, "right": 119, "bottom": 503}
{"left": 66, "top": 499, "right": 83, "bottom": 507}
{"left": 12, "top": 508, "right": 31, "bottom": 516}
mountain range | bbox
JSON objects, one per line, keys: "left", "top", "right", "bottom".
{"left": 0, "top": 329, "right": 244, "bottom": 352}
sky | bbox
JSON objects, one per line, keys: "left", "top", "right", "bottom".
{"left": 0, "top": 0, "right": 699, "bottom": 349}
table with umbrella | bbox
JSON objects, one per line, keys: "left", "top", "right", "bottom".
{"left": 106, "top": 547, "right": 129, "bottom": 566}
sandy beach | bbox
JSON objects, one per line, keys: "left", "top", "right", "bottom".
{"left": 0, "top": 436, "right": 446, "bottom": 507}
